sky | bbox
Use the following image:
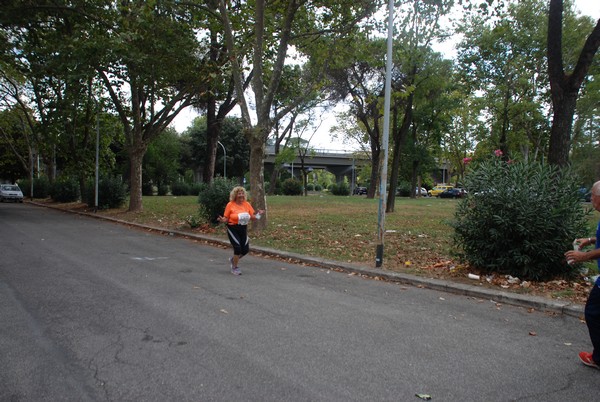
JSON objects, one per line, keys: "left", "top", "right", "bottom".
{"left": 171, "top": 0, "right": 599, "bottom": 150}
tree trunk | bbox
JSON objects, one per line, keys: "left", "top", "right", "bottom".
{"left": 386, "top": 104, "right": 401, "bottom": 212}
{"left": 248, "top": 133, "right": 267, "bottom": 230}
{"left": 547, "top": 0, "right": 600, "bottom": 166}
{"left": 203, "top": 110, "right": 220, "bottom": 183}
{"left": 128, "top": 145, "right": 145, "bottom": 212}
{"left": 368, "top": 144, "right": 380, "bottom": 199}
{"left": 387, "top": 95, "right": 412, "bottom": 213}
{"left": 548, "top": 93, "right": 577, "bottom": 166}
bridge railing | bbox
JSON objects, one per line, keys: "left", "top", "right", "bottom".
{"left": 265, "top": 146, "right": 368, "bottom": 159}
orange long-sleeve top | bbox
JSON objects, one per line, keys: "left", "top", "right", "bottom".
{"left": 223, "top": 201, "right": 255, "bottom": 225}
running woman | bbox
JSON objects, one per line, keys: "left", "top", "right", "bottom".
{"left": 217, "top": 186, "right": 265, "bottom": 275}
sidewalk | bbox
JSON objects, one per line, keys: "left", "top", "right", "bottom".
{"left": 32, "top": 201, "right": 585, "bottom": 318}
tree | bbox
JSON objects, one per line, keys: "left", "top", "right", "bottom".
{"left": 216, "top": 0, "right": 379, "bottom": 229}
{"left": 385, "top": 0, "right": 454, "bottom": 211}
{"left": 184, "top": 116, "right": 249, "bottom": 182}
{"left": 547, "top": 0, "right": 600, "bottom": 166}
{"left": 327, "top": 36, "right": 387, "bottom": 199}
{"left": 96, "top": 1, "right": 210, "bottom": 211}
{"left": 457, "top": 0, "right": 550, "bottom": 162}
{"left": 0, "top": 107, "right": 29, "bottom": 182}
{"left": 143, "top": 127, "right": 181, "bottom": 190}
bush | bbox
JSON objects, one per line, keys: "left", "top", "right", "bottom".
{"left": 197, "top": 177, "right": 238, "bottom": 225}
{"left": 157, "top": 184, "right": 169, "bottom": 196}
{"left": 50, "top": 177, "right": 80, "bottom": 202}
{"left": 19, "top": 177, "right": 50, "bottom": 198}
{"left": 171, "top": 182, "right": 190, "bottom": 196}
{"left": 396, "top": 181, "right": 411, "bottom": 197}
{"left": 314, "top": 184, "right": 322, "bottom": 191}
{"left": 330, "top": 182, "right": 350, "bottom": 196}
{"left": 84, "top": 176, "right": 127, "bottom": 209}
{"left": 189, "top": 183, "right": 202, "bottom": 196}
{"left": 142, "top": 182, "right": 154, "bottom": 196}
{"left": 453, "top": 159, "right": 590, "bottom": 281}
{"left": 281, "top": 178, "right": 303, "bottom": 195}
{"left": 306, "top": 183, "right": 314, "bottom": 191}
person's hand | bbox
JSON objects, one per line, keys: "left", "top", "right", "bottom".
{"left": 217, "top": 215, "right": 228, "bottom": 224}
{"left": 565, "top": 250, "right": 585, "bottom": 264}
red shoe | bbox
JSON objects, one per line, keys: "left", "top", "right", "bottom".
{"left": 579, "top": 351, "right": 599, "bottom": 369}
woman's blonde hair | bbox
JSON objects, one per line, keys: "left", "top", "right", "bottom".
{"left": 229, "top": 186, "right": 247, "bottom": 201}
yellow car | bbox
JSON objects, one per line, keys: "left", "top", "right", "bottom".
{"left": 429, "top": 185, "right": 454, "bottom": 197}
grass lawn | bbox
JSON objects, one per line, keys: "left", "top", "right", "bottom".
{"left": 89, "top": 193, "right": 458, "bottom": 271}
{"left": 92, "top": 193, "right": 599, "bottom": 274}
{"left": 46, "top": 192, "right": 598, "bottom": 303}
{"left": 91, "top": 193, "right": 479, "bottom": 274}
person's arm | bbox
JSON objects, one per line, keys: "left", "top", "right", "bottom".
{"left": 218, "top": 203, "right": 231, "bottom": 224}
{"left": 573, "top": 237, "right": 596, "bottom": 248}
{"left": 565, "top": 237, "right": 599, "bottom": 263}
{"left": 248, "top": 202, "right": 265, "bottom": 220}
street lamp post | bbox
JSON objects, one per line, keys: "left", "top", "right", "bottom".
{"left": 375, "top": 0, "right": 394, "bottom": 268}
{"left": 217, "top": 141, "right": 226, "bottom": 179}
{"left": 94, "top": 99, "right": 100, "bottom": 212}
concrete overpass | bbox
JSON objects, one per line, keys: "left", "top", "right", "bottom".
{"left": 264, "top": 146, "right": 370, "bottom": 185}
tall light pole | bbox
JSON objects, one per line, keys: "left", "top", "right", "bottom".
{"left": 217, "top": 141, "right": 226, "bottom": 178}
{"left": 376, "top": 0, "right": 394, "bottom": 268}
{"left": 94, "top": 98, "right": 100, "bottom": 212}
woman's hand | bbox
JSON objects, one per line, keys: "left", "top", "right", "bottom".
{"left": 217, "top": 215, "right": 228, "bottom": 224}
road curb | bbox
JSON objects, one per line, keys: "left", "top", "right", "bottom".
{"left": 30, "top": 201, "right": 586, "bottom": 318}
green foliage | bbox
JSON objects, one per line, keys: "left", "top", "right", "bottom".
{"left": 189, "top": 183, "right": 202, "bottom": 196}
{"left": 142, "top": 182, "right": 154, "bottom": 196}
{"left": 396, "top": 181, "right": 411, "bottom": 197}
{"left": 453, "top": 159, "right": 590, "bottom": 281}
{"left": 281, "top": 178, "right": 303, "bottom": 195}
{"left": 144, "top": 128, "right": 182, "bottom": 188}
{"left": 185, "top": 212, "right": 204, "bottom": 229}
{"left": 19, "top": 177, "right": 50, "bottom": 198}
{"left": 331, "top": 182, "right": 350, "bottom": 196}
{"left": 50, "top": 177, "right": 80, "bottom": 202}
{"left": 171, "top": 182, "right": 191, "bottom": 196}
{"left": 157, "top": 184, "right": 169, "bottom": 196}
{"left": 306, "top": 183, "right": 314, "bottom": 191}
{"left": 197, "top": 177, "right": 239, "bottom": 225}
{"left": 84, "top": 177, "right": 127, "bottom": 210}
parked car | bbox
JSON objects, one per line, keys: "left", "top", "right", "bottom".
{"left": 353, "top": 186, "right": 367, "bottom": 195}
{"left": 439, "top": 188, "right": 465, "bottom": 199}
{"left": 0, "top": 184, "right": 24, "bottom": 203}
{"left": 414, "top": 187, "right": 429, "bottom": 197}
{"left": 429, "top": 184, "right": 454, "bottom": 197}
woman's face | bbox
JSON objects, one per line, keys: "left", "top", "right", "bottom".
{"left": 236, "top": 191, "right": 245, "bottom": 202}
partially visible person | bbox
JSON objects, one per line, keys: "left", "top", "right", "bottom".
{"left": 565, "top": 180, "right": 600, "bottom": 369}
{"left": 217, "top": 186, "right": 265, "bottom": 275}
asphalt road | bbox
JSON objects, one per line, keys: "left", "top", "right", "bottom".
{"left": 0, "top": 203, "right": 597, "bottom": 401}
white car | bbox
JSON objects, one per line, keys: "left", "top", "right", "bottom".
{"left": 415, "top": 187, "right": 429, "bottom": 197}
{"left": 0, "top": 184, "right": 24, "bottom": 203}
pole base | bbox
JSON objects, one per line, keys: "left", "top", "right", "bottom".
{"left": 375, "top": 244, "right": 383, "bottom": 268}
